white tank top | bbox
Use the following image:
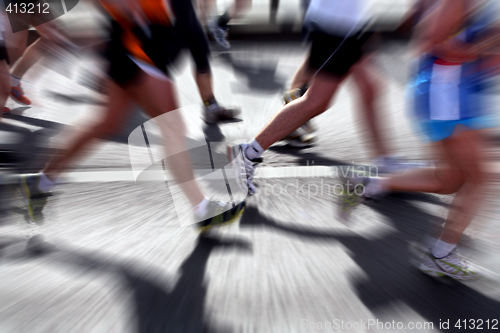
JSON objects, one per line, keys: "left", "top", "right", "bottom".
{"left": 304, "top": 0, "right": 372, "bottom": 37}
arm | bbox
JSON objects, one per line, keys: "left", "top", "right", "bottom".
{"left": 412, "top": 0, "right": 479, "bottom": 62}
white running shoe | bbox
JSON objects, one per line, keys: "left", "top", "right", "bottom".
{"left": 418, "top": 251, "right": 479, "bottom": 280}
{"left": 371, "top": 156, "right": 433, "bottom": 175}
{"left": 227, "top": 144, "right": 261, "bottom": 196}
{"left": 208, "top": 19, "right": 231, "bottom": 50}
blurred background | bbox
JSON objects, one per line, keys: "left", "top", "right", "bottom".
{"left": 1, "top": 0, "right": 500, "bottom": 332}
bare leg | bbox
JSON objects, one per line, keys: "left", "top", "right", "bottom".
{"left": 195, "top": 71, "right": 214, "bottom": 101}
{"left": 43, "top": 81, "right": 133, "bottom": 180}
{"left": 228, "top": 0, "right": 252, "bottom": 18}
{"left": 128, "top": 73, "right": 205, "bottom": 207}
{"left": 381, "top": 126, "right": 487, "bottom": 244}
{"left": 289, "top": 56, "right": 313, "bottom": 90}
{"left": 5, "top": 30, "right": 29, "bottom": 66}
{"left": 438, "top": 129, "right": 486, "bottom": 244}
{"left": 383, "top": 140, "right": 465, "bottom": 194}
{"left": 44, "top": 73, "right": 205, "bottom": 207}
{"left": 11, "top": 38, "right": 47, "bottom": 79}
{"left": 255, "top": 73, "right": 342, "bottom": 150}
{"left": 196, "top": 0, "right": 216, "bottom": 25}
{"left": 351, "top": 56, "right": 389, "bottom": 158}
{"left": 0, "top": 61, "right": 10, "bottom": 116}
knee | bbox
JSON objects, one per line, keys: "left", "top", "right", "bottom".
{"left": 436, "top": 169, "right": 466, "bottom": 194}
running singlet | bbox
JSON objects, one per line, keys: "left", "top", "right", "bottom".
{"left": 412, "top": 0, "right": 498, "bottom": 141}
{"left": 99, "top": 0, "right": 175, "bottom": 66}
{"left": 304, "top": 0, "right": 372, "bottom": 37}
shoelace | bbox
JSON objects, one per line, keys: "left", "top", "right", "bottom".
{"left": 246, "top": 158, "right": 262, "bottom": 184}
{"left": 216, "top": 27, "right": 228, "bottom": 40}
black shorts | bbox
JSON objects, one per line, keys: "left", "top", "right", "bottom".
{"left": 105, "top": 0, "right": 210, "bottom": 86}
{"left": 105, "top": 20, "right": 181, "bottom": 87}
{"left": 308, "top": 30, "right": 373, "bottom": 77}
{"left": 0, "top": 44, "right": 9, "bottom": 64}
{"left": 172, "top": 0, "right": 211, "bottom": 73}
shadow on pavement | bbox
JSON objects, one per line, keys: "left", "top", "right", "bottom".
{"left": 268, "top": 144, "right": 347, "bottom": 167}
{"left": 239, "top": 197, "right": 497, "bottom": 333}
{"left": 218, "top": 53, "right": 285, "bottom": 94}
{"left": 1, "top": 234, "right": 252, "bottom": 333}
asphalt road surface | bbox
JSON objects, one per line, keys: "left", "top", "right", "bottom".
{"left": 1, "top": 39, "right": 500, "bottom": 333}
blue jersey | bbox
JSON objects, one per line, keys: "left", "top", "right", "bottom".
{"left": 411, "top": 1, "right": 498, "bottom": 141}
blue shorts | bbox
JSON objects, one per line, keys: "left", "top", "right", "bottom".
{"left": 418, "top": 115, "right": 496, "bottom": 142}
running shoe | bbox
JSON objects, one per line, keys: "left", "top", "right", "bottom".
{"left": 417, "top": 250, "right": 479, "bottom": 280}
{"left": 10, "top": 84, "right": 31, "bottom": 106}
{"left": 203, "top": 104, "right": 241, "bottom": 124}
{"left": 208, "top": 19, "right": 231, "bottom": 50}
{"left": 338, "top": 170, "right": 370, "bottom": 221}
{"left": 197, "top": 200, "right": 246, "bottom": 233}
{"left": 371, "top": 156, "right": 433, "bottom": 175}
{"left": 227, "top": 144, "right": 262, "bottom": 196}
{"left": 20, "top": 174, "right": 51, "bottom": 223}
{"left": 283, "top": 88, "right": 303, "bottom": 104}
{"left": 3, "top": 107, "right": 9, "bottom": 114}
{"left": 283, "top": 126, "right": 316, "bottom": 147}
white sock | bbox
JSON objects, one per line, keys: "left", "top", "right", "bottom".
{"left": 244, "top": 140, "right": 264, "bottom": 160}
{"left": 38, "top": 172, "right": 56, "bottom": 193}
{"left": 11, "top": 75, "right": 21, "bottom": 87}
{"left": 432, "top": 239, "right": 456, "bottom": 258}
{"left": 423, "top": 235, "right": 438, "bottom": 250}
{"left": 364, "top": 177, "right": 385, "bottom": 197}
{"left": 193, "top": 197, "right": 210, "bottom": 218}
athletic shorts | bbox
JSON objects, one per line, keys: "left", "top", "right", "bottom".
{"left": 308, "top": 30, "right": 373, "bottom": 77}
{"left": 172, "top": 0, "right": 211, "bottom": 74}
{"left": 0, "top": 45, "right": 8, "bottom": 63}
{"left": 105, "top": 20, "right": 180, "bottom": 86}
{"left": 105, "top": 0, "right": 210, "bottom": 86}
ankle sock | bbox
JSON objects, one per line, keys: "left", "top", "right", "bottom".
{"left": 217, "top": 11, "right": 231, "bottom": 28}
{"left": 11, "top": 74, "right": 21, "bottom": 87}
{"left": 364, "top": 177, "right": 385, "bottom": 197}
{"left": 38, "top": 172, "right": 56, "bottom": 193}
{"left": 244, "top": 140, "right": 264, "bottom": 160}
{"left": 423, "top": 235, "right": 438, "bottom": 250}
{"left": 432, "top": 239, "right": 456, "bottom": 259}
{"left": 193, "top": 197, "right": 210, "bottom": 218}
{"left": 204, "top": 98, "right": 219, "bottom": 111}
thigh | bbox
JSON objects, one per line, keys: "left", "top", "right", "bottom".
{"left": 96, "top": 80, "right": 135, "bottom": 134}
{"left": 127, "top": 71, "right": 179, "bottom": 119}
{"left": 301, "top": 72, "right": 345, "bottom": 116}
{"left": 4, "top": 29, "right": 29, "bottom": 65}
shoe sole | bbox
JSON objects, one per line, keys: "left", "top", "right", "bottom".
{"left": 198, "top": 205, "right": 245, "bottom": 234}
{"left": 416, "top": 259, "right": 480, "bottom": 281}
{"left": 10, "top": 94, "right": 31, "bottom": 106}
{"left": 20, "top": 175, "right": 36, "bottom": 222}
